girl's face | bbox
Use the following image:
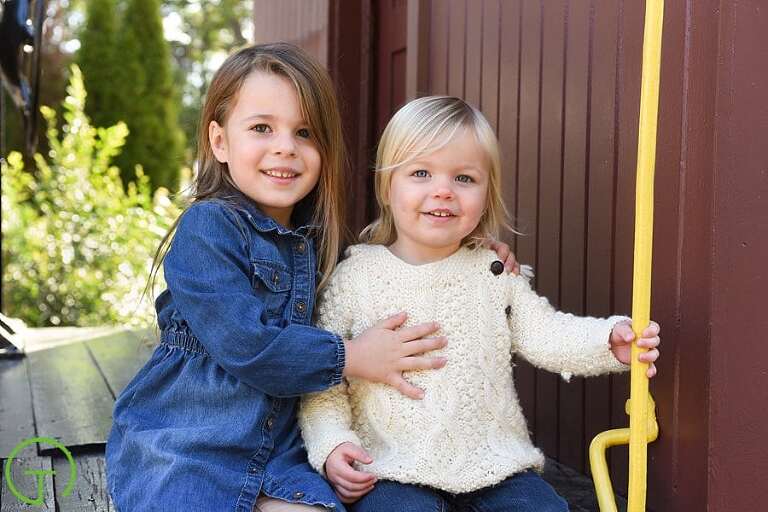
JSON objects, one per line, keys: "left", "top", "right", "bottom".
{"left": 209, "top": 71, "right": 321, "bottom": 227}
{"left": 387, "top": 128, "right": 489, "bottom": 263}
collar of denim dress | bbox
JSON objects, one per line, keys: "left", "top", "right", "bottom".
{"left": 218, "top": 186, "right": 320, "bottom": 237}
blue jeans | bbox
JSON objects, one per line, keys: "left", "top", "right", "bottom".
{"left": 350, "top": 470, "right": 569, "bottom": 512}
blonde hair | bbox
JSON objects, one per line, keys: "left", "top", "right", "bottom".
{"left": 360, "top": 95, "right": 511, "bottom": 246}
{"left": 148, "top": 43, "right": 347, "bottom": 295}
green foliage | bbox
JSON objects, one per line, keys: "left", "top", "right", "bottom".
{"left": 111, "top": 0, "right": 185, "bottom": 191}
{"left": 1, "top": 66, "right": 182, "bottom": 327}
{"left": 163, "top": 0, "right": 252, "bottom": 159}
{"left": 78, "top": 0, "right": 121, "bottom": 131}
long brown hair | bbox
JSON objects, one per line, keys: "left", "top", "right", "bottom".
{"left": 147, "top": 43, "right": 347, "bottom": 298}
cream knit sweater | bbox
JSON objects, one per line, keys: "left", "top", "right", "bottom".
{"left": 299, "top": 244, "right": 628, "bottom": 494}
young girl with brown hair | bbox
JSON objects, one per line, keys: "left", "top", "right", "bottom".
{"left": 105, "top": 44, "right": 481, "bottom": 512}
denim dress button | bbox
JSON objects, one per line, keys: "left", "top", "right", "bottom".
{"left": 296, "top": 242, "right": 306, "bottom": 254}
{"left": 295, "top": 301, "right": 307, "bottom": 314}
{"left": 293, "top": 491, "right": 305, "bottom": 499}
{"left": 266, "top": 417, "right": 274, "bottom": 429}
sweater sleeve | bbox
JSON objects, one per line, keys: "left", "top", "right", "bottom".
{"left": 506, "top": 274, "right": 629, "bottom": 380}
{"left": 299, "top": 260, "right": 363, "bottom": 475}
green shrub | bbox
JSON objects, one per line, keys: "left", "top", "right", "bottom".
{"left": 1, "top": 65, "right": 182, "bottom": 327}
{"left": 112, "top": 0, "right": 184, "bottom": 191}
{"left": 79, "top": 0, "right": 122, "bottom": 132}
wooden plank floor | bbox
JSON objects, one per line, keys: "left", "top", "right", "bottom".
{"left": 0, "top": 358, "right": 35, "bottom": 461}
{"left": 0, "top": 327, "right": 622, "bottom": 511}
{"left": 0, "top": 328, "right": 153, "bottom": 511}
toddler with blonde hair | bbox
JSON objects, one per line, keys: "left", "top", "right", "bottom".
{"left": 299, "top": 96, "right": 661, "bottom": 512}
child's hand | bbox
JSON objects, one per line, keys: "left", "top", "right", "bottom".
{"left": 344, "top": 312, "right": 447, "bottom": 399}
{"left": 485, "top": 238, "right": 520, "bottom": 275}
{"left": 610, "top": 320, "right": 661, "bottom": 378}
{"left": 325, "top": 442, "right": 376, "bottom": 504}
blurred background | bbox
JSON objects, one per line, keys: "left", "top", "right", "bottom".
{"left": 1, "top": 2, "right": 766, "bottom": 510}
{"left": 2, "top": 0, "right": 253, "bottom": 329}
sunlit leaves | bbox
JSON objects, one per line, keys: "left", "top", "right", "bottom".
{"left": 1, "top": 65, "right": 182, "bottom": 327}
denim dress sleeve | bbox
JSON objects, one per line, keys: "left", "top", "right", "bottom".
{"left": 164, "top": 201, "right": 346, "bottom": 397}
{"left": 299, "top": 259, "right": 363, "bottom": 474}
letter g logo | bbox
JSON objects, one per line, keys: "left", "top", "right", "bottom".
{"left": 3, "top": 437, "right": 77, "bottom": 506}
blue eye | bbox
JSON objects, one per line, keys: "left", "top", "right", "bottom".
{"left": 412, "top": 169, "right": 429, "bottom": 178}
{"left": 251, "top": 124, "right": 271, "bottom": 133}
{"left": 297, "top": 128, "right": 311, "bottom": 139}
{"left": 456, "top": 174, "right": 474, "bottom": 183}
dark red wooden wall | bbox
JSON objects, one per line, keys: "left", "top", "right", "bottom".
{"left": 253, "top": 1, "right": 768, "bottom": 510}
{"left": 404, "top": 0, "right": 645, "bottom": 499}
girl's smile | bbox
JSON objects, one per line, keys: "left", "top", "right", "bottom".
{"left": 422, "top": 208, "right": 458, "bottom": 222}
{"left": 261, "top": 167, "right": 301, "bottom": 183}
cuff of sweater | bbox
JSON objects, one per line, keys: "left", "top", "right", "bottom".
{"left": 306, "top": 431, "right": 363, "bottom": 476}
{"left": 562, "top": 315, "right": 630, "bottom": 381}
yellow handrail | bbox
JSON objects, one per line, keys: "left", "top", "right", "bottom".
{"left": 590, "top": 397, "right": 659, "bottom": 512}
{"left": 589, "top": 1, "right": 664, "bottom": 510}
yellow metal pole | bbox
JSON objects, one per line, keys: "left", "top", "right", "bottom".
{"left": 628, "top": 0, "right": 664, "bottom": 510}
{"left": 589, "top": 1, "right": 663, "bottom": 510}
{"left": 590, "top": 397, "right": 659, "bottom": 512}
{"left": 590, "top": 429, "right": 629, "bottom": 512}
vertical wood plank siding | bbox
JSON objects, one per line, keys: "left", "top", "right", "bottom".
{"left": 409, "top": 1, "right": 705, "bottom": 508}
{"left": 708, "top": 2, "right": 768, "bottom": 510}
{"left": 252, "top": 0, "right": 329, "bottom": 66}
{"left": 253, "top": 1, "right": 768, "bottom": 508}
{"left": 558, "top": 0, "right": 590, "bottom": 474}
{"left": 375, "top": 0, "right": 408, "bottom": 137}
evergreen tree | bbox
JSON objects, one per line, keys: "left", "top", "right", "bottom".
{"left": 114, "top": 0, "right": 184, "bottom": 191}
{"left": 163, "top": 0, "right": 251, "bottom": 160}
{"left": 78, "top": 0, "right": 121, "bottom": 130}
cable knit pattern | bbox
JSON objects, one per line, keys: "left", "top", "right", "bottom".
{"left": 299, "top": 244, "right": 629, "bottom": 493}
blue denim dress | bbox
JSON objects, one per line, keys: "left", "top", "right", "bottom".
{"left": 106, "top": 191, "right": 347, "bottom": 511}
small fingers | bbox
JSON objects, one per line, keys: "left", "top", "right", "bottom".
{"left": 637, "top": 335, "right": 660, "bottom": 349}
{"left": 612, "top": 322, "right": 635, "bottom": 343}
{"left": 401, "top": 336, "right": 448, "bottom": 356}
{"left": 391, "top": 375, "right": 425, "bottom": 400}
{"left": 346, "top": 444, "right": 373, "bottom": 465}
{"left": 638, "top": 348, "right": 660, "bottom": 364}
{"left": 501, "top": 250, "right": 518, "bottom": 274}
{"left": 337, "top": 484, "right": 375, "bottom": 504}
{"left": 646, "top": 362, "right": 658, "bottom": 378}
{"left": 643, "top": 321, "right": 661, "bottom": 337}
{"left": 335, "top": 482, "right": 375, "bottom": 504}
{"left": 399, "top": 355, "right": 448, "bottom": 372}
{"left": 494, "top": 242, "right": 511, "bottom": 261}
{"left": 375, "top": 312, "right": 407, "bottom": 330}
{"left": 334, "top": 467, "right": 377, "bottom": 487}
{"left": 398, "top": 322, "right": 441, "bottom": 342}
{"left": 486, "top": 238, "right": 505, "bottom": 253}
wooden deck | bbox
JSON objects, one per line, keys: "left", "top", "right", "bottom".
{"left": 0, "top": 328, "right": 622, "bottom": 511}
{"left": 0, "top": 328, "right": 153, "bottom": 511}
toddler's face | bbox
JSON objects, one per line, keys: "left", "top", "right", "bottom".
{"left": 388, "top": 128, "right": 489, "bottom": 259}
{"left": 209, "top": 71, "right": 321, "bottom": 227}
